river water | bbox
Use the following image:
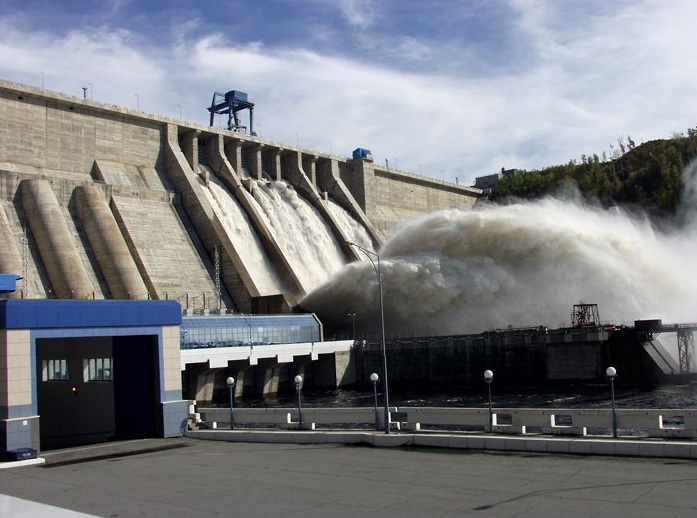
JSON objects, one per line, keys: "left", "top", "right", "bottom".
{"left": 230, "top": 379, "right": 697, "bottom": 410}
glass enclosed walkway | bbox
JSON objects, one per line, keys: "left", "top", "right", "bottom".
{"left": 180, "top": 314, "right": 322, "bottom": 349}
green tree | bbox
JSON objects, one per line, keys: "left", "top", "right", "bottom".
{"left": 489, "top": 128, "right": 697, "bottom": 220}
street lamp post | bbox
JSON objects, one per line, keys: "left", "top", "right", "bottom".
{"left": 348, "top": 312, "right": 356, "bottom": 340}
{"left": 348, "top": 242, "right": 390, "bottom": 434}
{"left": 484, "top": 370, "right": 494, "bottom": 432}
{"left": 606, "top": 366, "right": 618, "bottom": 438}
{"left": 370, "top": 372, "right": 379, "bottom": 431}
{"left": 226, "top": 376, "right": 235, "bottom": 430}
{"left": 294, "top": 374, "right": 303, "bottom": 429}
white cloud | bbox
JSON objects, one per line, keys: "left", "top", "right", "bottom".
{"left": 338, "top": 0, "right": 375, "bottom": 29}
{"left": 1, "top": 0, "right": 696, "bottom": 185}
{"left": 393, "top": 36, "right": 432, "bottom": 62}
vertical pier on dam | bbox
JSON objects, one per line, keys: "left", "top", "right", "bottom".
{"left": 20, "top": 179, "right": 95, "bottom": 299}
{"left": 74, "top": 184, "right": 149, "bottom": 300}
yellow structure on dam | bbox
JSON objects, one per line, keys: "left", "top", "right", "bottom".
{"left": 0, "top": 79, "right": 481, "bottom": 314}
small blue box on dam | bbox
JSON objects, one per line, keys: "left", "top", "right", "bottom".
{"left": 352, "top": 148, "right": 373, "bottom": 161}
{"left": 225, "top": 90, "right": 248, "bottom": 103}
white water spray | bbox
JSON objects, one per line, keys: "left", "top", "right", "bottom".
{"left": 301, "top": 163, "right": 697, "bottom": 336}
{"left": 250, "top": 180, "right": 347, "bottom": 293}
{"left": 327, "top": 199, "right": 373, "bottom": 252}
{"left": 200, "top": 169, "right": 283, "bottom": 296}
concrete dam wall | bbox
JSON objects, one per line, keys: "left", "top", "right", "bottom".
{"left": 0, "top": 79, "right": 481, "bottom": 313}
{"left": 356, "top": 326, "right": 668, "bottom": 391}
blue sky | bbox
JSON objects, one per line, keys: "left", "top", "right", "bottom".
{"left": 1, "top": 0, "right": 696, "bottom": 185}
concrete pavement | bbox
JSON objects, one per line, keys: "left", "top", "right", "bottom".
{"left": 0, "top": 436, "right": 697, "bottom": 517}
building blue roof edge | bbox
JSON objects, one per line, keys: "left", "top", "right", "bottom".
{"left": 0, "top": 300, "right": 182, "bottom": 329}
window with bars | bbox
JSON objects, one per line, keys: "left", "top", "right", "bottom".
{"left": 83, "top": 358, "right": 113, "bottom": 382}
{"left": 42, "top": 359, "right": 69, "bottom": 381}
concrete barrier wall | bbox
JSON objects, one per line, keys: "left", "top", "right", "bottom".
{"left": 195, "top": 406, "right": 697, "bottom": 439}
{"left": 198, "top": 406, "right": 391, "bottom": 429}
{"left": 0, "top": 84, "right": 164, "bottom": 175}
{"left": 360, "top": 336, "right": 551, "bottom": 386}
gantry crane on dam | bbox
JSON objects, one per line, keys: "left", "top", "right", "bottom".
{"left": 208, "top": 90, "right": 255, "bottom": 134}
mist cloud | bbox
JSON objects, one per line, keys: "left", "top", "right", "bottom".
{"left": 301, "top": 164, "right": 697, "bottom": 336}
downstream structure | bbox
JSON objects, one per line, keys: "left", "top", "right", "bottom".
{"left": 0, "top": 79, "right": 481, "bottom": 314}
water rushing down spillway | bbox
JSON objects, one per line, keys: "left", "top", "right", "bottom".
{"left": 249, "top": 180, "right": 347, "bottom": 294}
{"left": 200, "top": 168, "right": 284, "bottom": 296}
{"left": 327, "top": 199, "right": 373, "bottom": 252}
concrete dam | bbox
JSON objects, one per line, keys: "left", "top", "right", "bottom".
{"left": 0, "top": 79, "right": 481, "bottom": 313}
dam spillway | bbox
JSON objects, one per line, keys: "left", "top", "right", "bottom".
{"left": 0, "top": 79, "right": 481, "bottom": 313}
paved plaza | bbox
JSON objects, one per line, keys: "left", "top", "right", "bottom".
{"left": 1, "top": 437, "right": 697, "bottom": 517}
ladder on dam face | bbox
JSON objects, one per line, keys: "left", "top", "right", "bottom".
{"left": 21, "top": 224, "right": 28, "bottom": 298}
{"left": 677, "top": 329, "right": 694, "bottom": 373}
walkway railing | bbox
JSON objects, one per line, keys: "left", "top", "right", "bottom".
{"left": 193, "top": 406, "right": 697, "bottom": 439}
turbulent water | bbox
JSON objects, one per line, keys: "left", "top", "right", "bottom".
{"left": 301, "top": 163, "right": 697, "bottom": 336}
{"left": 327, "top": 199, "right": 374, "bottom": 252}
{"left": 201, "top": 169, "right": 284, "bottom": 296}
{"left": 251, "top": 180, "right": 347, "bottom": 294}
{"left": 227, "top": 381, "right": 697, "bottom": 410}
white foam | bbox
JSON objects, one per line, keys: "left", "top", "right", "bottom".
{"left": 327, "top": 199, "right": 373, "bottom": 252}
{"left": 251, "top": 180, "right": 346, "bottom": 293}
{"left": 200, "top": 168, "right": 283, "bottom": 296}
{"left": 301, "top": 162, "right": 697, "bottom": 336}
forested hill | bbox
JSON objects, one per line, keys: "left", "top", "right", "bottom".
{"left": 489, "top": 128, "right": 697, "bottom": 218}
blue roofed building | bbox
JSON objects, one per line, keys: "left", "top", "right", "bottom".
{"left": 0, "top": 296, "right": 188, "bottom": 457}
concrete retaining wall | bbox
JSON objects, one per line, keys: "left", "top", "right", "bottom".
{"left": 186, "top": 427, "right": 697, "bottom": 459}
{"left": 194, "top": 406, "right": 697, "bottom": 440}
